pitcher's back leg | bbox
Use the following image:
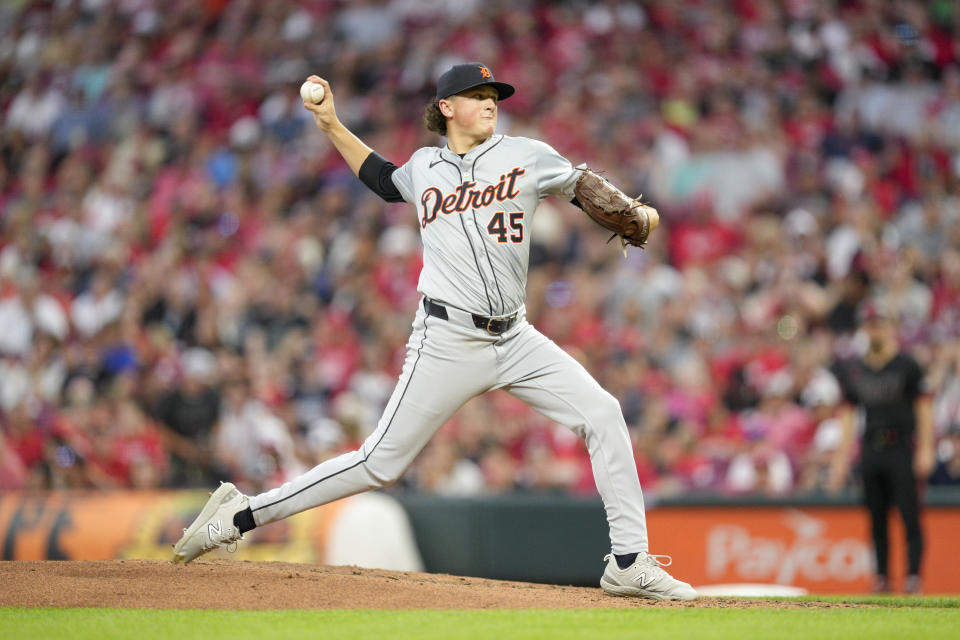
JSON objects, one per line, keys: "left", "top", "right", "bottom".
{"left": 249, "top": 312, "right": 494, "bottom": 525}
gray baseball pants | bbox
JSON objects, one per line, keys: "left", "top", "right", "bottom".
{"left": 248, "top": 301, "right": 650, "bottom": 554}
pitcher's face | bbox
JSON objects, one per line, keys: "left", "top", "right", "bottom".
{"left": 442, "top": 85, "right": 499, "bottom": 139}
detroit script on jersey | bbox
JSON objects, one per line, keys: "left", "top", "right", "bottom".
{"left": 390, "top": 135, "right": 583, "bottom": 316}
{"left": 419, "top": 167, "right": 525, "bottom": 228}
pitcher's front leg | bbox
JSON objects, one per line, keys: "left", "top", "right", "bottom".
{"left": 497, "top": 326, "right": 648, "bottom": 554}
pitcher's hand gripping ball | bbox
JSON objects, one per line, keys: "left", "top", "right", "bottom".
{"left": 574, "top": 169, "right": 657, "bottom": 252}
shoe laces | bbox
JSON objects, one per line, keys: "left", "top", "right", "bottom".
{"left": 193, "top": 526, "right": 244, "bottom": 553}
{"left": 642, "top": 553, "right": 673, "bottom": 568}
{"left": 203, "top": 537, "right": 242, "bottom": 553}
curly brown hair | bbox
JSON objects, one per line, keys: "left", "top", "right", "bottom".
{"left": 423, "top": 100, "right": 447, "bottom": 136}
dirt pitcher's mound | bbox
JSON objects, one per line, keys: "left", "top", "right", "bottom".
{"left": 1, "top": 560, "right": 863, "bottom": 610}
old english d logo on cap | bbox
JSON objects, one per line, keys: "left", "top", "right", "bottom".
{"left": 436, "top": 62, "right": 515, "bottom": 101}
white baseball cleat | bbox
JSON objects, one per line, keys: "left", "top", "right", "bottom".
{"left": 600, "top": 552, "right": 698, "bottom": 601}
{"left": 172, "top": 482, "right": 249, "bottom": 564}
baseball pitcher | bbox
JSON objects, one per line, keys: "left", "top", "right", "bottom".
{"left": 173, "top": 63, "right": 695, "bottom": 601}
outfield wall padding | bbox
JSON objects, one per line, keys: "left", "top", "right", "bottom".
{"left": 2, "top": 489, "right": 958, "bottom": 593}
{"left": 397, "top": 491, "right": 960, "bottom": 594}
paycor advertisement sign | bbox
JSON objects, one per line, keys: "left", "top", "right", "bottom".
{"left": 647, "top": 506, "right": 959, "bottom": 593}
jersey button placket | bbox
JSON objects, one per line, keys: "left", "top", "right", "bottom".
{"left": 463, "top": 157, "right": 501, "bottom": 315}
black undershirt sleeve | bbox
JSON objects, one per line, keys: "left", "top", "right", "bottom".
{"left": 358, "top": 152, "right": 404, "bottom": 203}
{"left": 570, "top": 196, "right": 584, "bottom": 211}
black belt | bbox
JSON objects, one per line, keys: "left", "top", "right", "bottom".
{"left": 423, "top": 298, "right": 518, "bottom": 335}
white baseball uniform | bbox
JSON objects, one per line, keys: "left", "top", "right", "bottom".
{"left": 247, "top": 134, "right": 650, "bottom": 555}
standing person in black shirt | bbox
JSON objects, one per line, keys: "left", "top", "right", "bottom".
{"left": 829, "top": 305, "right": 936, "bottom": 593}
{"left": 154, "top": 348, "right": 223, "bottom": 487}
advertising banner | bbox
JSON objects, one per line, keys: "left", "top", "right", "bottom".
{"left": 648, "top": 506, "right": 960, "bottom": 594}
{"left": 0, "top": 491, "right": 422, "bottom": 571}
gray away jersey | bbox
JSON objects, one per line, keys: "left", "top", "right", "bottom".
{"left": 390, "top": 134, "right": 583, "bottom": 317}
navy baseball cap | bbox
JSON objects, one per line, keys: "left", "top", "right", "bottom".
{"left": 436, "top": 63, "right": 515, "bottom": 101}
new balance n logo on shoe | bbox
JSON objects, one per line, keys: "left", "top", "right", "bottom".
{"left": 208, "top": 520, "right": 222, "bottom": 539}
{"left": 632, "top": 572, "right": 654, "bottom": 588}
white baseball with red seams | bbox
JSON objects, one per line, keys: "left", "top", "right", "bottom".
{"left": 300, "top": 80, "right": 325, "bottom": 104}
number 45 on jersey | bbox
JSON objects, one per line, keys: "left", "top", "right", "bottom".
{"left": 487, "top": 211, "right": 524, "bottom": 243}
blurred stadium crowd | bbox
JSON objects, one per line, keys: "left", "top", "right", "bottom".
{"left": 2, "top": 0, "right": 960, "bottom": 497}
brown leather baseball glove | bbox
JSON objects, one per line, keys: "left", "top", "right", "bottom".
{"left": 574, "top": 169, "right": 655, "bottom": 251}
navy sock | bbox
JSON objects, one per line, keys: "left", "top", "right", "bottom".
{"left": 234, "top": 507, "right": 256, "bottom": 534}
{"left": 615, "top": 553, "right": 639, "bottom": 569}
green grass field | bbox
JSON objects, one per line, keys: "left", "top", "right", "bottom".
{"left": 3, "top": 600, "right": 959, "bottom": 640}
